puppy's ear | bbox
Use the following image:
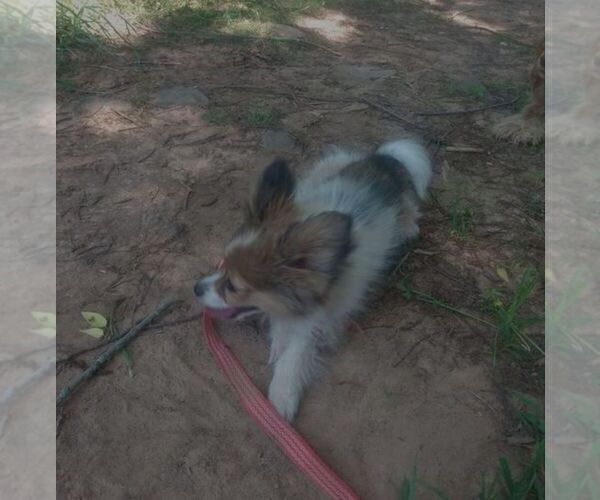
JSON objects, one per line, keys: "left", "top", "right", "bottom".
{"left": 280, "top": 211, "right": 353, "bottom": 278}
{"left": 246, "top": 159, "right": 295, "bottom": 223}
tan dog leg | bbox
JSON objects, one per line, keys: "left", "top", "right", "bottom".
{"left": 493, "top": 39, "right": 545, "bottom": 144}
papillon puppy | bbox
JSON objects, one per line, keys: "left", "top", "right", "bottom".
{"left": 195, "top": 139, "right": 432, "bottom": 421}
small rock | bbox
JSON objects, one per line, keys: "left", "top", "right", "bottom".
{"left": 261, "top": 130, "right": 295, "bottom": 152}
{"left": 155, "top": 86, "right": 209, "bottom": 107}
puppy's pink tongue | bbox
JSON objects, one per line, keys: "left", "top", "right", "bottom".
{"left": 204, "top": 307, "right": 238, "bottom": 320}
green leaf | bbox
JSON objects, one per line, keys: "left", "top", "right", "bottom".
{"left": 81, "top": 311, "right": 107, "bottom": 328}
{"left": 80, "top": 327, "right": 104, "bottom": 338}
{"left": 31, "top": 311, "right": 56, "bottom": 328}
{"left": 30, "top": 327, "right": 56, "bottom": 338}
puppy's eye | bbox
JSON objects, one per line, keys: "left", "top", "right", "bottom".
{"left": 225, "top": 279, "right": 237, "bottom": 293}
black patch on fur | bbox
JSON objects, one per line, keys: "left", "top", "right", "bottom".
{"left": 251, "top": 159, "right": 295, "bottom": 222}
{"left": 339, "top": 154, "right": 418, "bottom": 213}
{"left": 371, "top": 154, "right": 418, "bottom": 201}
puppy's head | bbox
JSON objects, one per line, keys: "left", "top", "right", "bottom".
{"left": 194, "top": 159, "right": 353, "bottom": 320}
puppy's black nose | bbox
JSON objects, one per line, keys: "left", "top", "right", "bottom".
{"left": 194, "top": 281, "right": 207, "bottom": 297}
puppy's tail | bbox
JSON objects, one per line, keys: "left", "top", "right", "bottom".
{"left": 377, "top": 139, "right": 432, "bottom": 199}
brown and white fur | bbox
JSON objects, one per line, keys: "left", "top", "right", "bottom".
{"left": 493, "top": 39, "right": 545, "bottom": 144}
{"left": 194, "top": 139, "right": 432, "bottom": 421}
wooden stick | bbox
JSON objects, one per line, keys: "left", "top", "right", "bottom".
{"left": 466, "top": 26, "right": 533, "bottom": 48}
{"left": 445, "top": 145, "right": 485, "bottom": 153}
{"left": 361, "top": 97, "right": 429, "bottom": 133}
{"left": 392, "top": 331, "right": 440, "bottom": 367}
{"left": 57, "top": 315, "right": 147, "bottom": 364}
{"left": 56, "top": 300, "right": 179, "bottom": 407}
{"left": 57, "top": 314, "right": 200, "bottom": 365}
{"left": 415, "top": 97, "right": 519, "bottom": 117}
{"left": 361, "top": 97, "right": 445, "bottom": 144}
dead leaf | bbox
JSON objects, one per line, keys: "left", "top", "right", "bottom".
{"left": 496, "top": 267, "right": 510, "bottom": 283}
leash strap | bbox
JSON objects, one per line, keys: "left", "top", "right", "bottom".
{"left": 202, "top": 311, "right": 360, "bottom": 499}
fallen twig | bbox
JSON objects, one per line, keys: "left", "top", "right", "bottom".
{"left": 112, "top": 109, "right": 142, "bottom": 127}
{"left": 57, "top": 313, "right": 202, "bottom": 365}
{"left": 446, "top": 145, "right": 485, "bottom": 153}
{"left": 361, "top": 97, "right": 428, "bottom": 132}
{"left": 362, "top": 97, "right": 445, "bottom": 144}
{"left": 57, "top": 327, "right": 138, "bottom": 365}
{"left": 416, "top": 97, "right": 519, "bottom": 117}
{"left": 393, "top": 331, "right": 439, "bottom": 367}
{"left": 176, "top": 132, "right": 227, "bottom": 148}
{"left": 281, "top": 36, "right": 342, "bottom": 57}
{"left": 466, "top": 26, "right": 534, "bottom": 48}
{"left": 470, "top": 390, "right": 498, "bottom": 414}
{"left": 137, "top": 148, "right": 156, "bottom": 163}
{"left": 102, "top": 162, "right": 117, "bottom": 186}
{"left": 56, "top": 299, "right": 179, "bottom": 407}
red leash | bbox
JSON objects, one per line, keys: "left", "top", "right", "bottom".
{"left": 202, "top": 310, "right": 360, "bottom": 499}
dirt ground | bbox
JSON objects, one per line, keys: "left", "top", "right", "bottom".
{"left": 57, "top": 1, "right": 544, "bottom": 498}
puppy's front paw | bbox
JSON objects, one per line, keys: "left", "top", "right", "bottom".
{"left": 268, "top": 380, "right": 300, "bottom": 422}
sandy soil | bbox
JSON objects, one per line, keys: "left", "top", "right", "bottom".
{"left": 57, "top": 1, "right": 544, "bottom": 498}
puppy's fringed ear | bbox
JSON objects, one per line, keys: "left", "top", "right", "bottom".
{"left": 281, "top": 211, "right": 353, "bottom": 278}
{"left": 246, "top": 159, "right": 295, "bottom": 223}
